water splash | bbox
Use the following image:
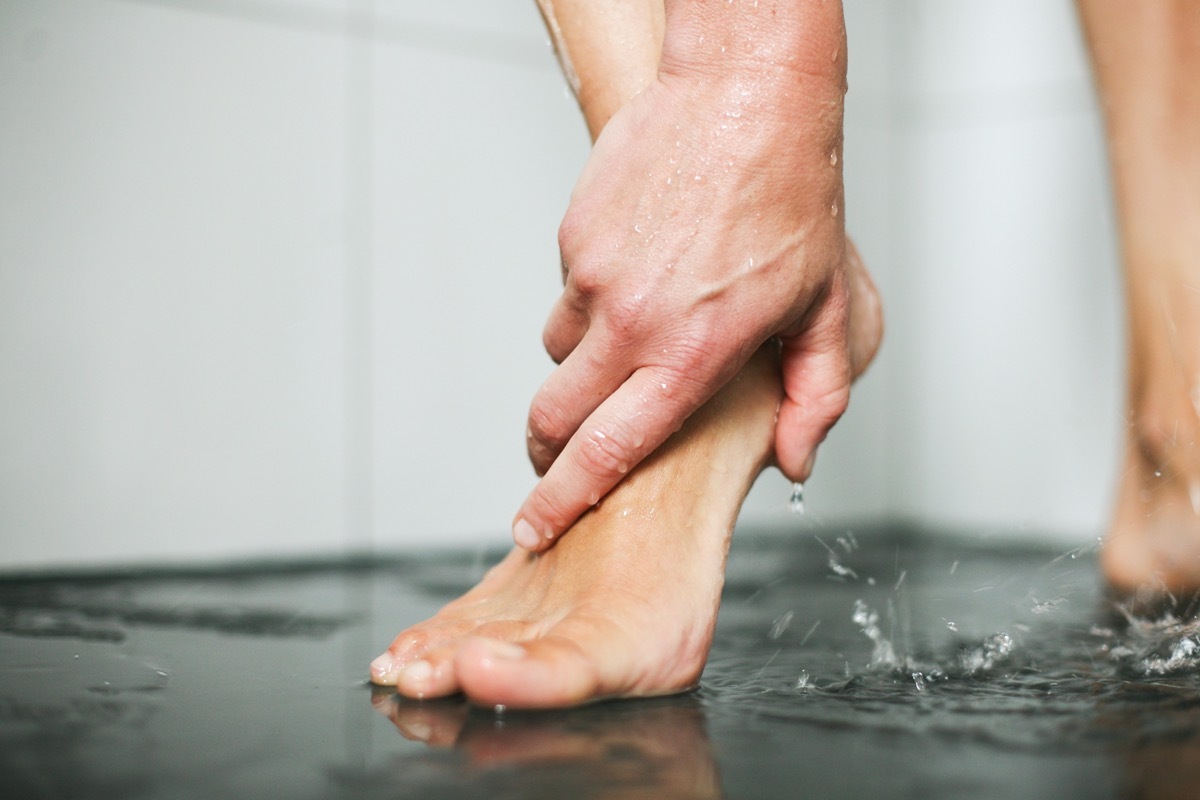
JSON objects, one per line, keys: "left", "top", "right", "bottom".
{"left": 789, "top": 482, "right": 804, "bottom": 514}
{"left": 1107, "top": 614, "right": 1200, "bottom": 677}
{"left": 958, "top": 632, "right": 1015, "bottom": 675}
{"left": 852, "top": 599, "right": 897, "bottom": 669}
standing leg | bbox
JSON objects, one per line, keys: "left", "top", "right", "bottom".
{"left": 1077, "top": 2, "right": 1200, "bottom": 598}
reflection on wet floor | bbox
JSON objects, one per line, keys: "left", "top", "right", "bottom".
{"left": 3, "top": 526, "right": 1200, "bottom": 799}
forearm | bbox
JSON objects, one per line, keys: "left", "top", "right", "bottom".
{"left": 538, "top": 1, "right": 846, "bottom": 142}
{"left": 536, "top": 0, "right": 665, "bottom": 138}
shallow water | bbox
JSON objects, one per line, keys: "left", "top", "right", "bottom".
{"left": 3, "top": 526, "right": 1199, "bottom": 799}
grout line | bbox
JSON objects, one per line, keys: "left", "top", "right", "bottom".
{"left": 344, "top": 0, "right": 374, "bottom": 556}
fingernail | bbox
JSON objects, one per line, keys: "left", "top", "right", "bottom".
{"left": 370, "top": 652, "right": 398, "bottom": 684}
{"left": 514, "top": 518, "right": 540, "bottom": 550}
{"left": 482, "top": 640, "right": 527, "bottom": 662}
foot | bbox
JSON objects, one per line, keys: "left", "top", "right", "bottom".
{"left": 1104, "top": 392, "right": 1200, "bottom": 605}
{"left": 370, "top": 348, "right": 781, "bottom": 707}
{"left": 1103, "top": 276, "right": 1200, "bottom": 605}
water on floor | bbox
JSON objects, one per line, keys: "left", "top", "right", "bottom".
{"left": 3, "top": 526, "right": 1199, "bottom": 799}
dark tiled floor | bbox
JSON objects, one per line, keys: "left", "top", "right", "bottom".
{"left": 4, "top": 526, "right": 1199, "bottom": 799}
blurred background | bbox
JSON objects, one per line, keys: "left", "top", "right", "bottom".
{"left": 0, "top": 0, "right": 1123, "bottom": 570}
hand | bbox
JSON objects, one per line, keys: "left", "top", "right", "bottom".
{"left": 512, "top": 35, "right": 879, "bottom": 552}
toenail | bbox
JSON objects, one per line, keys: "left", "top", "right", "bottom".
{"left": 400, "top": 659, "right": 433, "bottom": 686}
{"left": 370, "top": 652, "right": 398, "bottom": 684}
{"left": 514, "top": 518, "right": 540, "bottom": 550}
{"left": 483, "top": 640, "right": 527, "bottom": 661}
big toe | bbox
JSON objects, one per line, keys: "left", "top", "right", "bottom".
{"left": 455, "top": 635, "right": 604, "bottom": 709}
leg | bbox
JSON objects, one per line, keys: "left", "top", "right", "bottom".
{"left": 371, "top": 346, "right": 780, "bottom": 707}
{"left": 1076, "top": 2, "right": 1200, "bottom": 597}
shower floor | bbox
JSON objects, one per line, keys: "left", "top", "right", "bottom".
{"left": 3, "top": 525, "right": 1198, "bottom": 799}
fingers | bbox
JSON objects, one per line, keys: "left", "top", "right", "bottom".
{"left": 542, "top": 291, "right": 589, "bottom": 365}
{"left": 526, "top": 334, "right": 629, "bottom": 478}
{"left": 515, "top": 358, "right": 718, "bottom": 550}
{"left": 774, "top": 283, "right": 853, "bottom": 482}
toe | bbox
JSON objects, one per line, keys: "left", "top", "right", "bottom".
{"left": 455, "top": 634, "right": 603, "bottom": 708}
{"left": 369, "top": 619, "right": 479, "bottom": 685}
{"left": 393, "top": 645, "right": 460, "bottom": 699}
{"left": 391, "top": 620, "right": 535, "bottom": 699}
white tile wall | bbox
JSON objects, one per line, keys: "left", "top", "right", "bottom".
{"left": 0, "top": 0, "right": 1122, "bottom": 569}
{"left": 882, "top": 1, "right": 1122, "bottom": 538}
{"left": 2, "top": 0, "right": 350, "bottom": 567}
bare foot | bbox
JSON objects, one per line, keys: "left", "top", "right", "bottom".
{"left": 370, "top": 347, "right": 781, "bottom": 708}
{"left": 1103, "top": 312, "right": 1200, "bottom": 603}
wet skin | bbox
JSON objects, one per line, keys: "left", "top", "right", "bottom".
{"left": 371, "top": 348, "right": 782, "bottom": 707}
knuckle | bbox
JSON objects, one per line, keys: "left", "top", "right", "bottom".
{"left": 530, "top": 482, "right": 576, "bottom": 533}
{"left": 576, "top": 421, "right": 638, "bottom": 484}
{"left": 542, "top": 323, "right": 571, "bottom": 364}
{"left": 527, "top": 395, "right": 568, "bottom": 452}
{"left": 569, "top": 258, "right": 605, "bottom": 300}
{"left": 809, "top": 382, "right": 851, "bottom": 427}
{"left": 557, "top": 206, "right": 584, "bottom": 256}
{"left": 602, "top": 291, "right": 651, "bottom": 348}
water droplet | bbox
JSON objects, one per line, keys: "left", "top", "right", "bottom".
{"left": 617, "top": 462, "right": 629, "bottom": 474}
{"left": 949, "top": 560, "right": 960, "bottom": 575}
{"left": 829, "top": 151, "right": 837, "bottom": 167}
{"left": 494, "top": 704, "right": 507, "bottom": 714}
{"left": 796, "top": 670, "right": 811, "bottom": 689}
{"left": 770, "top": 610, "right": 793, "bottom": 639}
{"left": 789, "top": 482, "right": 805, "bottom": 514}
{"left": 634, "top": 224, "right": 643, "bottom": 233}
{"left": 830, "top": 202, "right": 839, "bottom": 217}
{"left": 945, "top": 620, "right": 959, "bottom": 632}
{"left": 911, "top": 672, "right": 927, "bottom": 692}
{"left": 828, "top": 554, "right": 858, "bottom": 579}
